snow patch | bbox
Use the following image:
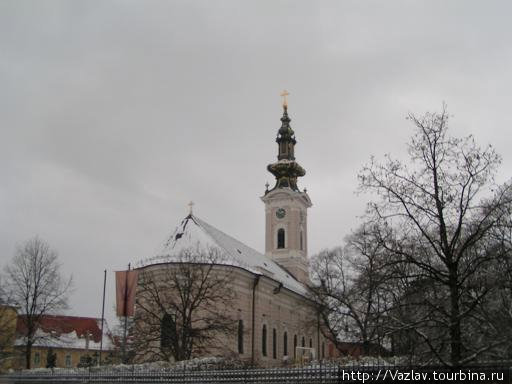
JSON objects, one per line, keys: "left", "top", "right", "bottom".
{"left": 136, "top": 215, "right": 308, "bottom": 296}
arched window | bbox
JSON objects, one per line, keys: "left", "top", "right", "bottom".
{"left": 238, "top": 320, "right": 244, "bottom": 354}
{"left": 293, "top": 334, "right": 297, "bottom": 359}
{"left": 277, "top": 229, "right": 285, "bottom": 249}
{"left": 309, "top": 338, "right": 313, "bottom": 348}
{"left": 272, "top": 328, "right": 277, "bottom": 359}
{"left": 283, "top": 332, "right": 288, "bottom": 356}
{"left": 160, "top": 313, "right": 175, "bottom": 350}
{"left": 301, "top": 336, "right": 305, "bottom": 348}
{"left": 300, "top": 231, "right": 303, "bottom": 250}
{"left": 262, "top": 325, "right": 267, "bottom": 357}
{"left": 280, "top": 142, "right": 287, "bottom": 155}
{"left": 322, "top": 342, "right": 325, "bottom": 359}
{"left": 288, "top": 143, "right": 294, "bottom": 157}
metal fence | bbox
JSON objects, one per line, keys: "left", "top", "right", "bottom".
{"left": 1, "top": 364, "right": 510, "bottom": 384}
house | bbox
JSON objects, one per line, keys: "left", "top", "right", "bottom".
{"left": 13, "top": 314, "right": 117, "bottom": 369}
{"left": 0, "top": 304, "right": 18, "bottom": 372}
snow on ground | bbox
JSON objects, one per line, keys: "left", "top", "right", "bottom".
{"left": 13, "top": 355, "right": 405, "bottom": 375}
{"left": 14, "top": 357, "right": 247, "bottom": 374}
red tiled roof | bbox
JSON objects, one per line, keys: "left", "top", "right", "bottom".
{"left": 16, "top": 315, "right": 103, "bottom": 343}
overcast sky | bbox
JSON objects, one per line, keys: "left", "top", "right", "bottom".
{"left": 2, "top": 1, "right": 512, "bottom": 326}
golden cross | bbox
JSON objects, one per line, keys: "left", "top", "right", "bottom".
{"left": 188, "top": 201, "right": 194, "bottom": 215}
{"left": 280, "top": 90, "right": 290, "bottom": 108}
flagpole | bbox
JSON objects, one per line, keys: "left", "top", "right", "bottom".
{"left": 122, "top": 263, "right": 130, "bottom": 363}
{"left": 99, "top": 269, "right": 107, "bottom": 366}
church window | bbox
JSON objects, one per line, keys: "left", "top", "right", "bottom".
{"left": 272, "top": 328, "right": 277, "bottom": 359}
{"left": 309, "top": 338, "right": 313, "bottom": 348}
{"left": 262, "top": 325, "right": 267, "bottom": 357}
{"left": 160, "top": 313, "right": 175, "bottom": 350}
{"left": 301, "top": 336, "right": 305, "bottom": 348}
{"left": 277, "top": 229, "right": 285, "bottom": 249}
{"left": 293, "top": 334, "right": 297, "bottom": 359}
{"left": 322, "top": 342, "right": 325, "bottom": 359}
{"left": 283, "top": 332, "right": 288, "bottom": 356}
{"left": 300, "top": 231, "right": 303, "bottom": 250}
{"left": 237, "top": 320, "right": 244, "bottom": 354}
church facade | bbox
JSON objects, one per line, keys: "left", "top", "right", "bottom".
{"left": 134, "top": 100, "right": 327, "bottom": 366}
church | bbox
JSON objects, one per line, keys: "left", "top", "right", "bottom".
{"left": 133, "top": 96, "right": 328, "bottom": 366}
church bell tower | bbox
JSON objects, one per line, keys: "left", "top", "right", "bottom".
{"left": 261, "top": 92, "right": 312, "bottom": 285}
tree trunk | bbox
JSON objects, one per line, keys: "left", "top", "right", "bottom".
{"left": 449, "top": 266, "right": 461, "bottom": 366}
{"left": 25, "top": 341, "right": 32, "bottom": 369}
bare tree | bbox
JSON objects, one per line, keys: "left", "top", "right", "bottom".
{"left": 3, "top": 236, "right": 72, "bottom": 369}
{"left": 358, "top": 105, "right": 512, "bottom": 365}
{"left": 132, "top": 247, "right": 236, "bottom": 362}
{"left": 310, "top": 225, "right": 391, "bottom": 356}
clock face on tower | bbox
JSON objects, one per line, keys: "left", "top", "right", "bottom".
{"left": 276, "top": 208, "right": 286, "bottom": 219}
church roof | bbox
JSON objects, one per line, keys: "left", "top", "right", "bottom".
{"left": 138, "top": 214, "right": 308, "bottom": 296}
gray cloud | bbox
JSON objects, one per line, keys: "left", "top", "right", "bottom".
{"left": 1, "top": 0, "right": 512, "bottom": 324}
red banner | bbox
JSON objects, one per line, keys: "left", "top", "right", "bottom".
{"left": 115, "top": 270, "right": 138, "bottom": 317}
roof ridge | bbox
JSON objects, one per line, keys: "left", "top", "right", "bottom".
{"left": 191, "top": 215, "right": 305, "bottom": 287}
{"left": 187, "top": 215, "right": 237, "bottom": 261}
{"left": 143, "top": 214, "right": 308, "bottom": 296}
{"left": 192, "top": 215, "right": 258, "bottom": 252}
{"left": 189, "top": 215, "right": 254, "bottom": 270}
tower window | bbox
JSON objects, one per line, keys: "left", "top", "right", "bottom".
{"left": 283, "top": 332, "right": 288, "bottom": 356}
{"left": 262, "top": 325, "right": 267, "bottom": 357}
{"left": 300, "top": 231, "right": 303, "bottom": 251}
{"left": 301, "top": 336, "right": 305, "bottom": 348}
{"left": 280, "top": 142, "right": 287, "bottom": 155}
{"left": 238, "top": 320, "right": 244, "bottom": 354}
{"left": 277, "top": 229, "right": 285, "bottom": 249}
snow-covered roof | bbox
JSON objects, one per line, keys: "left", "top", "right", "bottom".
{"left": 138, "top": 214, "right": 308, "bottom": 296}
{"left": 15, "top": 315, "right": 115, "bottom": 351}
